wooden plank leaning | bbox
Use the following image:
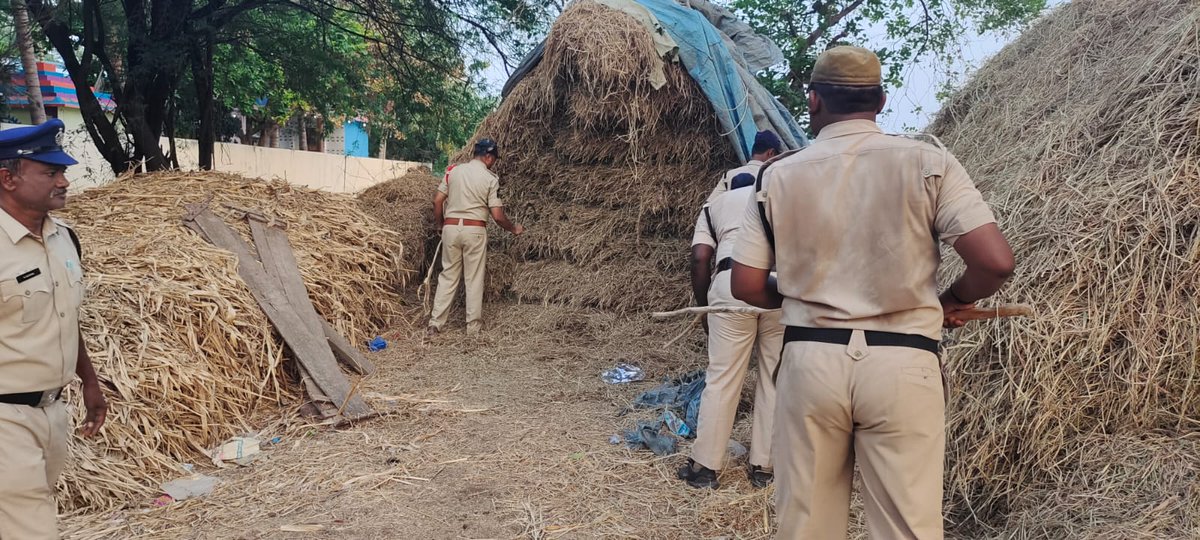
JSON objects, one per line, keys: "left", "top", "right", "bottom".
{"left": 183, "top": 204, "right": 373, "bottom": 421}
{"left": 246, "top": 216, "right": 377, "bottom": 376}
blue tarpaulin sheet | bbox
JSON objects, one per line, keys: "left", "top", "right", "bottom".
{"left": 634, "top": 0, "right": 759, "bottom": 162}
{"left": 500, "top": 0, "right": 808, "bottom": 161}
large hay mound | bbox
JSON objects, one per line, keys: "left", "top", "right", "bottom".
{"left": 358, "top": 166, "right": 439, "bottom": 276}
{"left": 56, "top": 172, "right": 404, "bottom": 511}
{"left": 453, "top": 0, "right": 739, "bottom": 312}
{"left": 931, "top": 0, "right": 1200, "bottom": 536}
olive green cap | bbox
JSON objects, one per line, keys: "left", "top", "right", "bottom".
{"left": 810, "top": 46, "right": 882, "bottom": 86}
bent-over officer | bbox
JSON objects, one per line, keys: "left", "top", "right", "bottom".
{"left": 0, "top": 119, "right": 108, "bottom": 540}
{"left": 731, "top": 46, "right": 1015, "bottom": 538}
{"left": 706, "top": 131, "right": 783, "bottom": 203}
{"left": 678, "top": 172, "right": 782, "bottom": 490}
{"left": 428, "top": 138, "right": 524, "bottom": 335}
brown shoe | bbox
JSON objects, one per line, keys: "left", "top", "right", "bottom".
{"left": 425, "top": 326, "right": 440, "bottom": 336}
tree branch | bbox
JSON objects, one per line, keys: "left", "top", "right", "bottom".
{"left": 803, "top": 0, "right": 868, "bottom": 49}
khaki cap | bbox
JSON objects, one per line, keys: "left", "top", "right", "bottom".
{"left": 810, "top": 46, "right": 882, "bottom": 86}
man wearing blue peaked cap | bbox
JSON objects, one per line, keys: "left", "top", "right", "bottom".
{"left": 0, "top": 118, "right": 107, "bottom": 540}
{"left": 0, "top": 118, "right": 79, "bottom": 166}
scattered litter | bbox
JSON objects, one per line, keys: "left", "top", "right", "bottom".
{"left": 609, "top": 434, "right": 621, "bottom": 445}
{"left": 728, "top": 440, "right": 748, "bottom": 459}
{"left": 266, "top": 436, "right": 283, "bottom": 445}
{"left": 210, "top": 437, "right": 262, "bottom": 467}
{"left": 160, "top": 473, "right": 218, "bottom": 501}
{"left": 601, "top": 362, "right": 645, "bottom": 384}
{"left": 618, "top": 370, "right": 706, "bottom": 456}
{"left": 631, "top": 370, "right": 705, "bottom": 437}
{"left": 663, "top": 410, "right": 692, "bottom": 438}
{"left": 150, "top": 494, "right": 174, "bottom": 507}
{"left": 623, "top": 420, "right": 678, "bottom": 456}
{"left": 367, "top": 336, "right": 388, "bottom": 352}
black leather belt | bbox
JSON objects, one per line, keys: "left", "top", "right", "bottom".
{"left": 714, "top": 257, "right": 733, "bottom": 274}
{"left": 783, "top": 326, "right": 939, "bottom": 355}
{"left": 0, "top": 388, "right": 63, "bottom": 408}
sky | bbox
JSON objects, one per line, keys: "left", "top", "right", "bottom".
{"left": 479, "top": 1, "right": 1065, "bottom": 133}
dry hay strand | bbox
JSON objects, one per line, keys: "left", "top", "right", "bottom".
{"left": 357, "top": 166, "right": 440, "bottom": 277}
{"left": 55, "top": 171, "right": 405, "bottom": 511}
{"left": 451, "top": 0, "right": 738, "bottom": 311}
{"left": 929, "top": 0, "right": 1200, "bottom": 535}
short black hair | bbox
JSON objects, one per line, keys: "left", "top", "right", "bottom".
{"left": 0, "top": 158, "right": 20, "bottom": 173}
{"left": 810, "top": 82, "right": 884, "bottom": 114}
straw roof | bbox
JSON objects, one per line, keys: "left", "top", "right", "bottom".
{"left": 56, "top": 172, "right": 405, "bottom": 511}
{"left": 931, "top": 0, "right": 1200, "bottom": 535}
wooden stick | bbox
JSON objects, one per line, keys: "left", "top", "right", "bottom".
{"left": 652, "top": 306, "right": 769, "bottom": 320}
{"left": 421, "top": 240, "right": 443, "bottom": 316}
{"left": 952, "top": 304, "right": 1035, "bottom": 321}
{"left": 652, "top": 304, "right": 1035, "bottom": 322}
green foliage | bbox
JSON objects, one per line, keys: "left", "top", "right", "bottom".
{"left": 729, "top": 0, "right": 1047, "bottom": 116}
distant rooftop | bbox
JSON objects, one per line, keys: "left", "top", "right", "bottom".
{"left": 7, "top": 61, "right": 115, "bottom": 111}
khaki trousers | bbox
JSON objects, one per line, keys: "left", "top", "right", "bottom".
{"left": 691, "top": 272, "right": 783, "bottom": 470}
{"left": 0, "top": 401, "right": 69, "bottom": 540}
{"left": 774, "top": 332, "right": 945, "bottom": 540}
{"left": 429, "top": 224, "right": 488, "bottom": 333}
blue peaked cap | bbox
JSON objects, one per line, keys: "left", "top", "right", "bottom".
{"left": 0, "top": 119, "right": 78, "bottom": 166}
{"left": 730, "top": 173, "right": 756, "bottom": 190}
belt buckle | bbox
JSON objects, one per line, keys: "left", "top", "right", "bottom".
{"left": 35, "top": 388, "right": 62, "bottom": 408}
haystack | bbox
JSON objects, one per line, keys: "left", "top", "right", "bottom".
{"left": 452, "top": 0, "right": 740, "bottom": 312}
{"left": 358, "top": 166, "right": 439, "bottom": 277}
{"left": 931, "top": 0, "right": 1200, "bottom": 535}
{"left": 56, "top": 172, "right": 404, "bottom": 511}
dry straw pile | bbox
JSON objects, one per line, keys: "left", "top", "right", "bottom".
{"left": 932, "top": 0, "right": 1200, "bottom": 536}
{"left": 56, "top": 172, "right": 404, "bottom": 511}
{"left": 357, "top": 166, "right": 439, "bottom": 276}
{"left": 453, "top": 0, "right": 739, "bottom": 312}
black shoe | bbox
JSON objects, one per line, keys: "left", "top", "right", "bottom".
{"left": 677, "top": 458, "right": 719, "bottom": 489}
{"left": 748, "top": 464, "right": 773, "bottom": 488}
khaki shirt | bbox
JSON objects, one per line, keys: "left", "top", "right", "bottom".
{"left": 0, "top": 208, "right": 84, "bottom": 393}
{"left": 692, "top": 186, "right": 753, "bottom": 262}
{"left": 439, "top": 159, "right": 502, "bottom": 222}
{"left": 706, "top": 160, "right": 763, "bottom": 203}
{"left": 733, "top": 119, "right": 996, "bottom": 340}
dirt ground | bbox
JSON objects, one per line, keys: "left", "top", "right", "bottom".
{"left": 60, "top": 302, "right": 815, "bottom": 539}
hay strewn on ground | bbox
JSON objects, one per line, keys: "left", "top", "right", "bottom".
{"left": 452, "top": 0, "right": 739, "bottom": 312}
{"left": 57, "top": 172, "right": 405, "bottom": 511}
{"left": 931, "top": 0, "right": 1200, "bottom": 535}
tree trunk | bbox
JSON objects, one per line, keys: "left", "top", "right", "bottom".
{"left": 298, "top": 113, "right": 307, "bottom": 151}
{"left": 190, "top": 33, "right": 215, "bottom": 170}
{"left": 13, "top": 0, "right": 46, "bottom": 125}
{"left": 378, "top": 136, "right": 387, "bottom": 160}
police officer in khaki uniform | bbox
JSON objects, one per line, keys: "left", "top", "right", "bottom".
{"left": 706, "top": 131, "right": 783, "bottom": 203}
{"left": 730, "top": 47, "right": 1015, "bottom": 538}
{"left": 678, "top": 172, "right": 782, "bottom": 490}
{"left": 428, "top": 138, "right": 524, "bottom": 335}
{"left": 0, "top": 119, "right": 108, "bottom": 540}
